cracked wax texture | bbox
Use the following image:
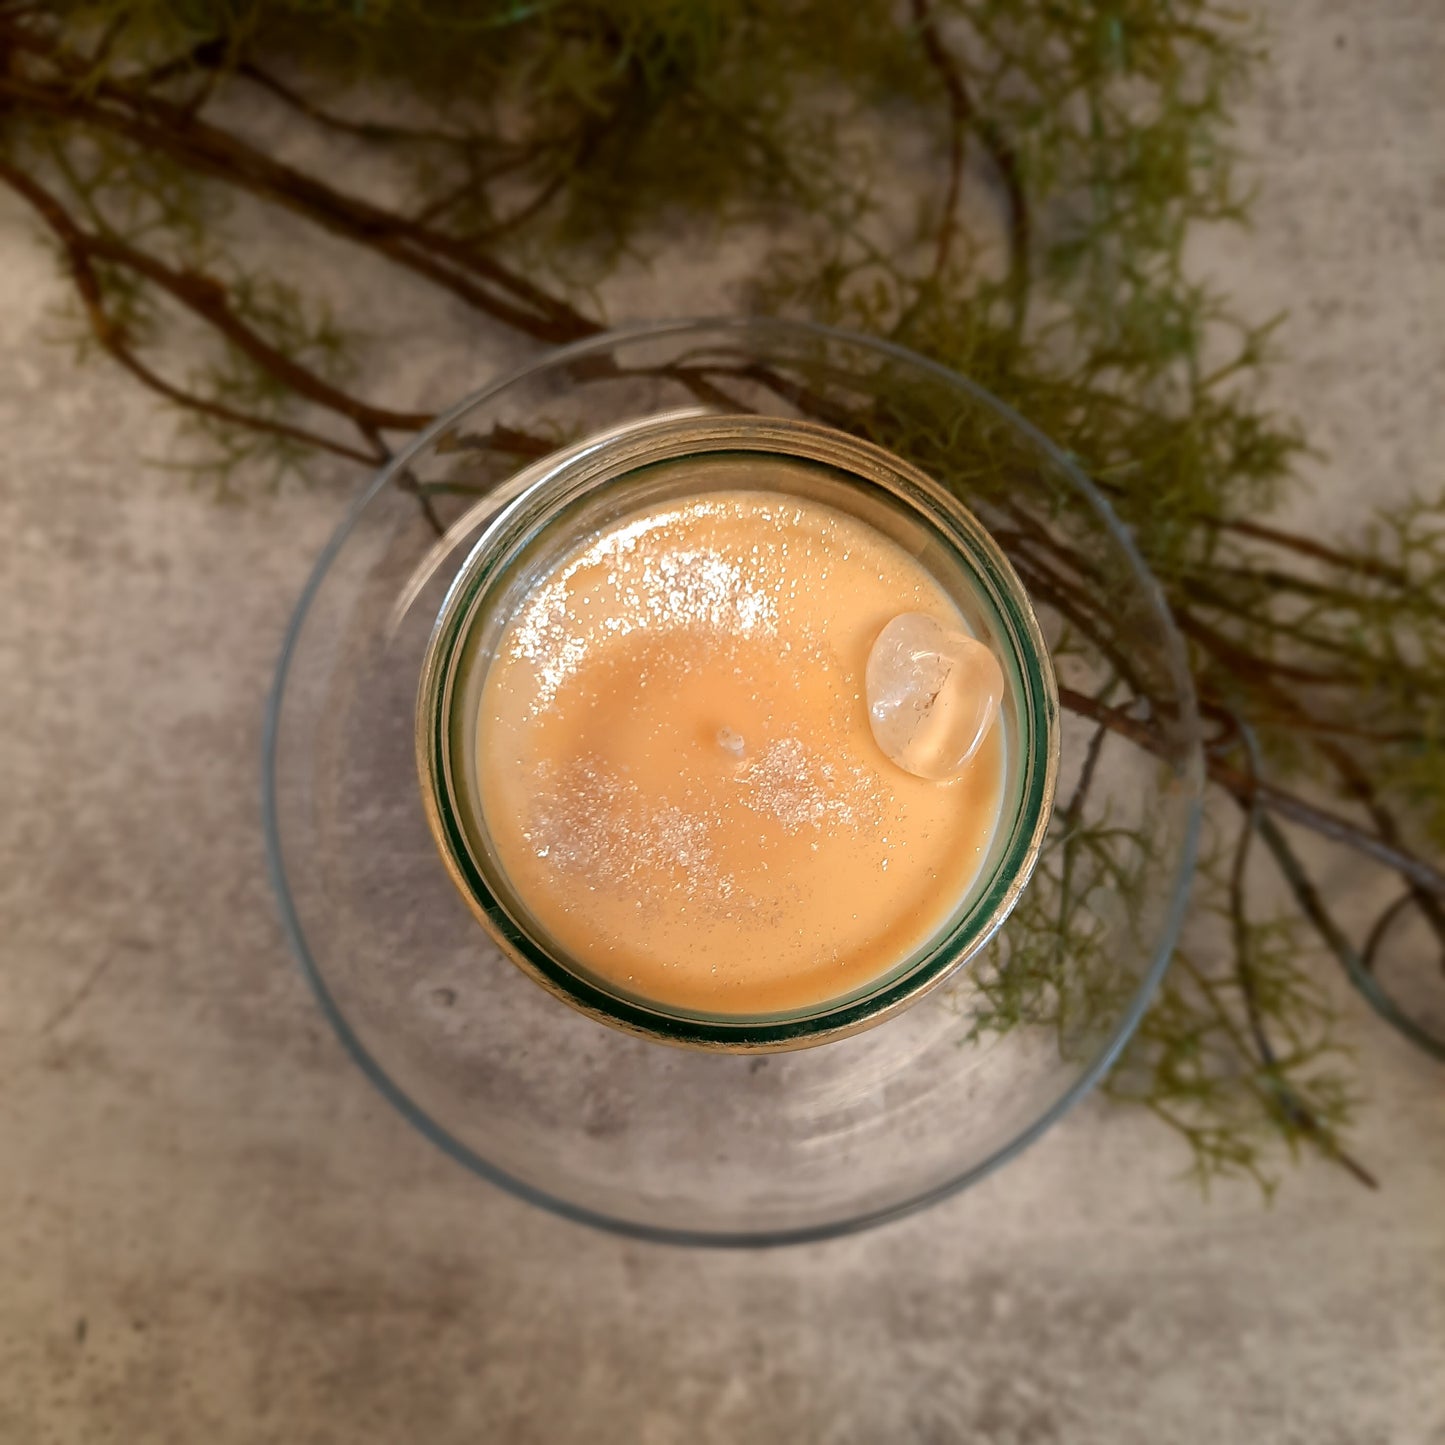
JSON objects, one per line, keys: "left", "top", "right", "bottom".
{"left": 1, "top": 1, "right": 1443, "bottom": 1441}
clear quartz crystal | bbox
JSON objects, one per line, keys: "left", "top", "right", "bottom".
{"left": 865, "top": 612, "right": 1004, "bottom": 781}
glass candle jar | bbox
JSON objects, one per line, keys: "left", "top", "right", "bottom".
{"left": 417, "top": 413, "right": 1059, "bottom": 1050}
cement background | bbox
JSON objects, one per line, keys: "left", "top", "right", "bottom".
{"left": 2, "top": 3, "right": 1442, "bottom": 1441}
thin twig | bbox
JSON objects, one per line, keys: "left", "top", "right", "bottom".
{"left": 909, "top": 0, "right": 1030, "bottom": 322}
{"left": 0, "top": 160, "right": 427, "bottom": 443}
{"left": 1058, "top": 684, "right": 1445, "bottom": 898}
{"left": 359, "top": 422, "right": 444, "bottom": 537}
{"left": 1063, "top": 713, "right": 1110, "bottom": 826}
{"left": 1221, "top": 723, "right": 1376, "bottom": 1187}
{"left": 1361, "top": 891, "right": 1416, "bottom": 975}
{"left": 232, "top": 60, "right": 500, "bottom": 151}
{"left": 910, "top": 0, "right": 969, "bottom": 279}
{"left": 1256, "top": 813, "right": 1445, "bottom": 1066}
{"left": 0, "top": 160, "right": 384, "bottom": 465}
{"left": 0, "top": 51, "right": 598, "bottom": 344}
{"left": 1316, "top": 738, "right": 1445, "bottom": 965}
{"left": 1210, "top": 516, "right": 1409, "bottom": 588}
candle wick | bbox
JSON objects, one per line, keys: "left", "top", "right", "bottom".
{"left": 716, "top": 727, "right": 746, "bottom": 758}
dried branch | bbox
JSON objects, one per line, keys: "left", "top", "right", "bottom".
{"left": 1059, "top": 685, "right": 1445, "bottom": 898}
{"left": 1257, "top": 814, "right": 1445, "bottom": 1064}
{"left": 1, "top": 44, "right": 598, "bottom": 343}
{"left": 1225, "top": 724, "right": 1377, "bottom": 1188}
{"left": 0, "top": 156, "right": 386, "bottom": 466}
{"left": 910, "top": 0, "right": 969, "bottom": 280}
{"left": 910, "top": 0, "right": 1030, "bottom": 318}
{"left": 0, "top": 159, "right": 426, "bottom": 452}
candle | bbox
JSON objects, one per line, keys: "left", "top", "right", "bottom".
{"left": 474, "top": 488, "right": 1005, "bottom": 1015}
{"left": 420, "top": 416, "right": 1056, "bottom": 1046}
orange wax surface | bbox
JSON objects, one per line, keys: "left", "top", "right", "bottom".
{"left": 476, "top": 489, "right": 1005, "bottom": 1014}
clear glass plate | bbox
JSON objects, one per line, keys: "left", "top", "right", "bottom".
{"left": 264, "top": 317, "right": 1202, "bottom": 1245}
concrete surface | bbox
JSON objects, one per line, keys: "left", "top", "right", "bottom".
{"left": 2, "top": 2, "right": 1443, "bottom": 1441}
